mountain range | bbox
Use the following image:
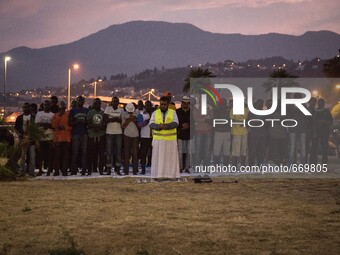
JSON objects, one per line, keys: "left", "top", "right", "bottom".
{"left": 1, "top": 20, "right": 340, "bottom": 91}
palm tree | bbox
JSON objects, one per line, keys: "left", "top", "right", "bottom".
{"left": 263, "top": 69, "right": 299, "bottom": 93}
{"left": 323, "top": 56, "right": 340, "bottom": 78}
{"left": 321, "top": 55, "right": 340, "bottom": 105}
{"left": 183, "top": 67, "right": 215, "bottom": 92}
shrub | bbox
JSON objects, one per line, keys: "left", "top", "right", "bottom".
{"left": 0, "top": 166, "right": 16, "bottom": 181}
{"left": 0, "top": 142, "right": 8, "bottom": 157}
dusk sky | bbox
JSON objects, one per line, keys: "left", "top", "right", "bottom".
{"left": 1, "top": 0, "right": 339, "bottom": 53}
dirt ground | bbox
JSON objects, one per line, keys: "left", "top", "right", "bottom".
{"left": 0, "top": 177, "right": 339, "bottom": 255}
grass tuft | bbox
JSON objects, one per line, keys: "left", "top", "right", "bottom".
{"left": 21, "top": 206, "right": 31, "bottom": 212}
{"left": 49, "top": 229, "right": 86, "bottom": 255}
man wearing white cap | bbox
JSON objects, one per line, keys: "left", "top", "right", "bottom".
{"left": 122, "top": 103, "right": 139, "bottom": 175}
{"left": 149, "top": 96, "right": 180, "bottom": 179}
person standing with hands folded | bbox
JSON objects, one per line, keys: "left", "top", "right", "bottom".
{"left": 122, "top": 103, "right": 139, "bottom": 175}
{"left": 104, "top": 97, "right": 123, "bottom": 175}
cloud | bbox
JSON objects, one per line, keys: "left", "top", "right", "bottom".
{"left": 0, "top": 0, "right": 46, "bottom": 17}
{"left": 155, "top": 0, "right": 312, "bottom": 11}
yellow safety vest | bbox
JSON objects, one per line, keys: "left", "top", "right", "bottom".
{"left": 153, "top": 109, "right": 177, "bottom": 141}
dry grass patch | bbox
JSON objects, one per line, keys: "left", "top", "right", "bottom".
{"left": 0, "top": 178, "right": 339, "bottom": 255}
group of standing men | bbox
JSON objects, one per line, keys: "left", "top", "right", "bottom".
{"left": 15, "top": 92, "right": 334, "bottom": 179}
{"left": 15, "top": 94, "right": 185, "bottom": 179}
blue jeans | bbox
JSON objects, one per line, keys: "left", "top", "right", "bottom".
{"left": 195, "top": 133, "right": 212, "bottom": 166}
{"left": 178, "top": 139, "right": 191, "bottom": 169}
{"left": 288, "top": 132, "right": 306, "bottom": 165}
{"left": 71, "top": 134, "right": 88, "bottom": 174}
{"left": 21, "top": 145, "right": 35, "bottom": 175}
{"left": 106, "top": 134, "right": 122, "bottom": 169}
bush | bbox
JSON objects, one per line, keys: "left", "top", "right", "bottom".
{"left": 0, "top": 166, "right": 16, "bottom": 181}
{"left": 0, "top": 142, "right": 8, "bottom": 157}
{"left": 5, "top": 146, "right": 20, "bottom": 174}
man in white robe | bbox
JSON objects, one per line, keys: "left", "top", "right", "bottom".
{"left": 149, "top": 96, "right": 180, "bottom": 179}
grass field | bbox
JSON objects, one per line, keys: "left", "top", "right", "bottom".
{"left": 0, "top": 177, "right": 340, "bottom": 255}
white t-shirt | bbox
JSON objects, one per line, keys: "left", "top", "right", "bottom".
{"left": 104, "top": 106, "right": 123, "bottom": 135}
{"left": 23, "top": 114, "right": 31, "bottom": 133}
{"left": 140, "top": 112, "right": 151, "bottom": 138}
{"left": 35, "top": 111, "right": 54, "bottom": 141}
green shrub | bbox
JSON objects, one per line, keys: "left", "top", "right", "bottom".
{"left": 4, "top": 146, "right": 20, "bottom": 174}
{"left": 0, "top": 142, "right": 8, "bottom": 157}
{"left": 0, "top": 166, "right": 16, "bottom": 181}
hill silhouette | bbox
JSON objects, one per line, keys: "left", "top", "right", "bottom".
{"left": 1, "top": 21, "right": 339, "bottom": 91}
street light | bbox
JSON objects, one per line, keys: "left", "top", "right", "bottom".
{"left": 67, "top": 64, "right": 79, "bottom": 110}
{"left": 93, "top": 79, "right": 102, "bottom": 98}
{"left": 141, "top": 88, "right": 158, "bottom": 101}
{"left": 3, "top": 56, "right": 11, "bottom": 117}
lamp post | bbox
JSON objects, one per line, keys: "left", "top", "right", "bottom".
{"left": 3, "top": 56, "right": 11, "bottom": 117}
{"left": 93, "top": 79, "right": 102, "bottom": 98}
{"left": 336, "top": 84, "right": 340, "bottom": 100}
{"left": 141, "top": 88, "right": 158, "bottom": 101}
{"left": 67, "top": 64, "right": 79, "bottom": 110}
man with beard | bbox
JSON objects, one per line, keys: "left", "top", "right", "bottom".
{"left": 149, "top": 96, "right": 180, "bottom": 179}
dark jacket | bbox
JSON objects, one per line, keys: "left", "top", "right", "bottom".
{"left": 287, "top": 105, "right": 307, "bottom": 134}
{"left": 14, "top": 114, "right": 35, "bottom": 139}
{"left": 315, "top": 108, "right": 333, "bottom": 136}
